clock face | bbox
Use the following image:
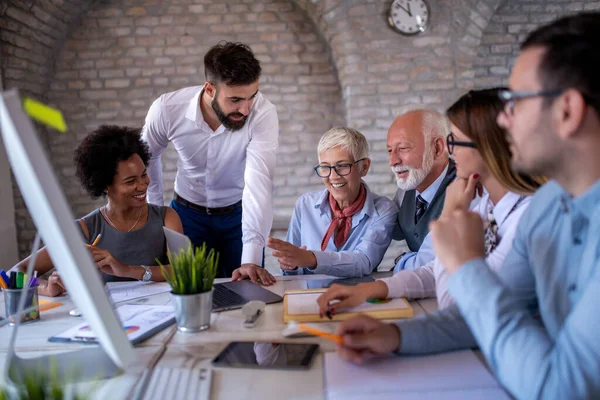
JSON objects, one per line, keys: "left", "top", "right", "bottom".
{"left": 388, "top": 0, "right": 430, "bottom": 36}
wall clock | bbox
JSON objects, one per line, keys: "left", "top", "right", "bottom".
{"left": 388, "top": 0, "right": 430, "bottom": 36}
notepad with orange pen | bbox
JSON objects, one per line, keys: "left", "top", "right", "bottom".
{"left": 282, "top": 288, "right": 413, "bottom": 323}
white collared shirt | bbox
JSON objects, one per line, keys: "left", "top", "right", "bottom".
{"left": 381, "top": 190, "right": 530, "bottom": 309}
{"left": 141, "top": 85, "right": 279, "bottom": 265}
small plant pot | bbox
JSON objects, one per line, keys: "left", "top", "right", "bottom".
{"left": 170, "top": 289, "right": 213, "bottom": 333}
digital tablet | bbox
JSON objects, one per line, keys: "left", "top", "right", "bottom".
{"left": 212, "top": 342, "right": 319, "bottom": 370}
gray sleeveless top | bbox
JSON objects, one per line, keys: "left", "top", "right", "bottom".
{"left": 79, "top": 204, "right": 169, "bottom": 283}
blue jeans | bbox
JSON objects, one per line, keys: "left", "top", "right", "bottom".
{"left": 170, "top": 198, "right": 243, "bottom": 278}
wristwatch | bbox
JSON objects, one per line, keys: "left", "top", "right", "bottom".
{"left": 140, "top": 265, "right": 152, "bottom": 282}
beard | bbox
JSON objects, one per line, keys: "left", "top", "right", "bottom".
{"left": 391, "top": 141, "right": 435, "bottom": 191}
{"left": 211, "top": 93, "right": 248, "bottom": 131}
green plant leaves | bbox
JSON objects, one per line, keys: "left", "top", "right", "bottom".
{"left": 158, "top": 243, "right": 219, "bottom": 295}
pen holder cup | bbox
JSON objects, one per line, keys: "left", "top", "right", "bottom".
{"left": 3, "top": 286, "right": 40, "bottom": 325}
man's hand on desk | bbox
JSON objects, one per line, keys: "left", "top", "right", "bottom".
{"left": 231, "top": 264, "right": 276, "bottom": 286}
{"left": 267, "top": 238, "right": 317, "bottom": 270}
{"left": 430, "top": 210, "right": 485, "bottom": 274}
{"left": 335, "top": 315, "right": 401, "bottom": 364}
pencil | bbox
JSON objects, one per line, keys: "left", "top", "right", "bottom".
{"left": 91, "top": 233, "right": 102, "bottom": 247}
{"left": 39, "top": 301, "right": 62, "bottom": 312}
{"left": 297, "top": 323, "right": 344, "bottom": 344}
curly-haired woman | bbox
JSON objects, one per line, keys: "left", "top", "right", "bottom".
{"left": 11, "top": 125, "right": 183, "bottom": 297}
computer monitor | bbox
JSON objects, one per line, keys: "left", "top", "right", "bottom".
{"left": 0, "top": 89, "right": 136, "bottom": 383}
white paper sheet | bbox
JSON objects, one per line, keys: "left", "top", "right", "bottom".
{"left": 52, "top": 304, "right": 174, "bottom": 344}
{"left": 324, "top": 350, "right": 509, "bottom": 400}
{"left": 107, "top": 281, "right": 172, "bottom": 303}
{"left": 286, "top": 292, "right": 408, "bottom": 315}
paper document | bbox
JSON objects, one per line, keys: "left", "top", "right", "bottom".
{"left": 324, "top": 350, "right": 509, "bottom": 400}
{"left": 50, "top": 304, "right": 174, "bottom": 344}
{"left": 286, "top": 292, "right": 408, "bottom": 315}
{"left": 107, "top": 281, "right": 172, "bottom": 303}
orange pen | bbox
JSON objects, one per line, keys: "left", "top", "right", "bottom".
{"left": 297, "top": 323, "right": 344, "bottom": 344}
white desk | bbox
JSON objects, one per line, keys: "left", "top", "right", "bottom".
{"left": 0, "top": 275, "right": 481, "bottom": 400}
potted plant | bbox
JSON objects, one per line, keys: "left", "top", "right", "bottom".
{"left": 159, "top": 243, "right": 219, "bottom": 332}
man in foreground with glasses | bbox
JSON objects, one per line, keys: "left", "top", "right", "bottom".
{"left": 388, "top": 109, "right": 456, "bottom": 272}
{"left": 333, "top": 12, "right": 600, "bottom": 399}
{"left": 241, "top": 127, "right": 398, "bottom": 278}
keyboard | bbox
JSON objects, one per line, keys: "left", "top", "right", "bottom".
{"left": 140, "top": 367, "right": 211, "bottom": 400}
{"left": 212, "top": 284, "right": 246, "bottom": 309}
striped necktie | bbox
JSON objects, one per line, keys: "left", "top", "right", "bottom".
{"left": 484, "top": 207, "right": 498, "bottom": 256}
{"left": 414, "top": 195, "right": 428, "bottom": 224}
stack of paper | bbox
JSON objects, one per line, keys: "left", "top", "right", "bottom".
{"left": 324, "top": 350, "right": 510, "bottom": 400}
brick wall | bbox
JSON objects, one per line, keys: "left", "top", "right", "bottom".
{"left": 2, "top": 0, "right": 596, "bottom": 272}
{"left": 473, "top": 0, "right": 600, "bottom": 88}
{"left": 1, "top": 0, "right": 96, "bottom": 255}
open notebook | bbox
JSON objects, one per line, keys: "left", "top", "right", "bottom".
{"left": 283, "top": 288, "right": 413, "bottom": 323}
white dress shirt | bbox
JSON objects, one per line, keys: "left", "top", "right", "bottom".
{"left": 380, "top": 191, "right": 530, "bottom": 309}
{"left": 141, "top": 85, "right": 279, "bottom": 265}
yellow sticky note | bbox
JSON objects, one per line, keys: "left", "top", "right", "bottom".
{"left": 22, "top": 98, "right": 67, "bottom": 133}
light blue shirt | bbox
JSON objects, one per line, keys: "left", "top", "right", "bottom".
{"left": 395, "top": 180, "right": 600, "bottom": 399}
{"left": 416, "top": 163, "right": 449, "bottom": 204}
{"left": 283, "top": 183, "right": 398, "bottom": 277}
{"left": 393, "top": 164, "right": 449, "bottom": 272}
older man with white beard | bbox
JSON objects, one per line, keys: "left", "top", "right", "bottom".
{"left": 386, "top": 109, "right": 455, "bottom": 272}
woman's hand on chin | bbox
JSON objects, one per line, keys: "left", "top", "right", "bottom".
{"left": 441, "top": 173, "right": 482, "bottom": 217}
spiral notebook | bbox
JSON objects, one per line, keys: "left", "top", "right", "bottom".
{"left": 283, "top": 288, "right": 413, "bottom": 323}
{"left": 49, "top": 304, "right": 175, "bottom": 345}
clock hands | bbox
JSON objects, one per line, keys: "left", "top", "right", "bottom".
{"left": 395, "top": 2, "right": 412, "bottom": 17}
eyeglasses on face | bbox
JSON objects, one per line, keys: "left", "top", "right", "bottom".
{"left": 497, "top": 88, "right": 563, "bottom": 116}
{"left": 314, "top": 158, "right": 366, "bottom": 178}
{"left": 446, "top": 133, "right": 476, "bottom": 155}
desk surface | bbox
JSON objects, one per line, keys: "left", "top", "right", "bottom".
{"left": 0, "top": 274, "right": 455, "bottom": 400}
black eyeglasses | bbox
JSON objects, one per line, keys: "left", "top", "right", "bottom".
{"left": 314, "top": 158, "right": 366, "bottom": 178}
{"left": 446, "top": 133, "right": 476, "bottom": 155}
{"left": 497, "top": 89, "right": 563, "bottom": 116}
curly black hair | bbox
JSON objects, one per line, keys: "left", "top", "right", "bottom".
{"left": 74, "top": 125, "right": 151, "bottom": 199}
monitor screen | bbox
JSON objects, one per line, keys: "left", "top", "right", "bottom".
{"left": 0, "top": 89, "right": 136, "bottom": 369}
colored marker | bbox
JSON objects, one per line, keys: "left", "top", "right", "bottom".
{"left": 16, "top": 272, "right": 24, "bottom": 289}
{"left": 9, "top": 272, "right": 17, "bottom": 289}
{"left": 0, "top": 270, "right": 9, "bottom": 288}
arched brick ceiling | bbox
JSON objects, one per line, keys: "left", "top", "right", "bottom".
{"left": 0, "top": 0, "right": 101, "bottom": 99}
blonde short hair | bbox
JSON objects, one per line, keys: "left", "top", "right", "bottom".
{"left": 317, "top": 127, "right": 369, "bottom": 161}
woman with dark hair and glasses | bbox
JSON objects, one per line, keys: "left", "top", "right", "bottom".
{"left": 317, "top": 88, "right": 545, "bottom": 313}
{"left": 236, "top": 127, "right": 398, "bottom": 280}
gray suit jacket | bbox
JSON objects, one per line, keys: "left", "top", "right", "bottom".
{"left": 393, "top": 159, "right": 456, "bottom": 252}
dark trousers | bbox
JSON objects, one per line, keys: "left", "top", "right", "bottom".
{"left": 170, "top": 198, "right": 243, "bottom": 278}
